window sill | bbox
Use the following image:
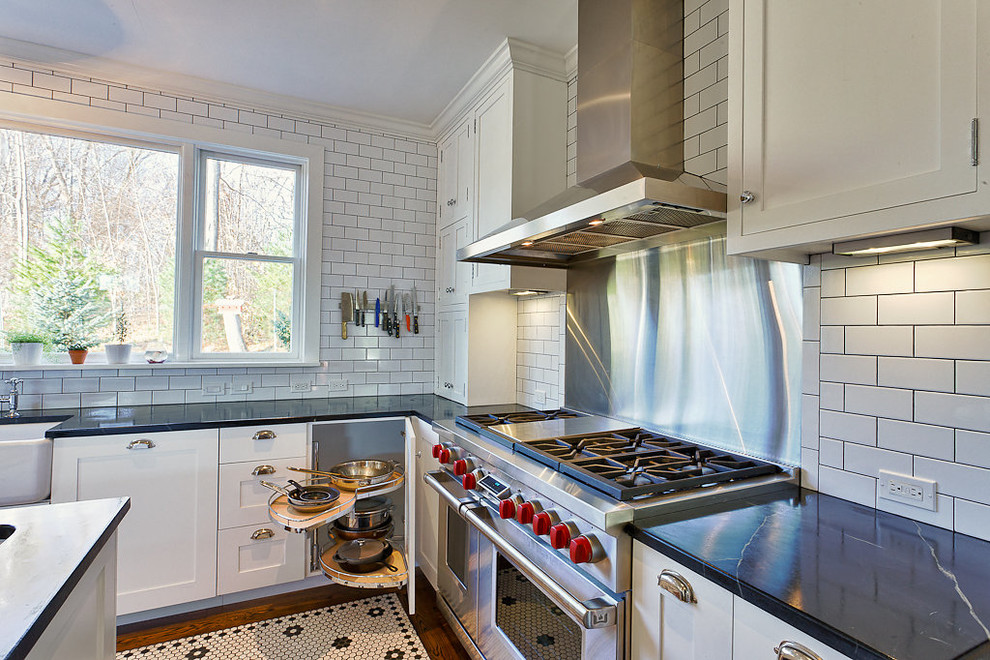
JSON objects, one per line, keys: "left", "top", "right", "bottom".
{"left": 0, "top": 361, "right": 323, "bottom": 371}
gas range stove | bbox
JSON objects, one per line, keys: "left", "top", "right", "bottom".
{"left": 456, "top": 408, "right": 783, "bottom": 501}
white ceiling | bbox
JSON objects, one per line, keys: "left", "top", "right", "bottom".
{"left": 0, "top": 0, "right": 578, "bottom": 126}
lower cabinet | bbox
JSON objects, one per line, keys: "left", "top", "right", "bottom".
{"left": 632, "top": 541, "right": 733, "bottom": 659}
{"left": 51, "top": 429, "right": 220, "bottom": 616}
{"left": 217, "top": 525, "right": 305, "bottom": 594}
{"left": 632, "top": 540, "right": 854, "bottom": 660}
{"left": 411, "top": 416, "right": 441, "bottom": 589}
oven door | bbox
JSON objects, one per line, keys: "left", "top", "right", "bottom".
{"left": 428, "top": 470, "right": 480, "bottom": 641}
{"left": 465, "top": 506, "right": 624, "bottom": 660}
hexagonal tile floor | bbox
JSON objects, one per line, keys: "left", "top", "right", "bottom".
{"left": 116, "top": 593, "right": 427, "bottom": 660}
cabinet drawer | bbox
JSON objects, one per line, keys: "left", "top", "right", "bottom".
{"left": 219, "top": 457, "right": 306, "bottom": 529}
{"left": 219, "top": 423, "right": 307, "bottom": 463}
{"left": 217, "top": 524, "right": 305, "bottom": 595}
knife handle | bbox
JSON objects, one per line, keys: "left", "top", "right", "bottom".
{"left": 395, "top": 316, "right": 400, "bottom": 338}
{"left": 375, "top": 299, "right": 381, "bottom": 327}
{"left": 342, "top": 321, "right": 348, "bottom": 340}
{"left": 406, "top": 314, "right": 411, "bottom": 332}
{"left": 413, "top": 315, "right": 419, "bottom": 334}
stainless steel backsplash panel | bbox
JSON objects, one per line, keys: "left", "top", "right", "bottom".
{"left": 565, "top": 232, "right": 803, "bottom": 465}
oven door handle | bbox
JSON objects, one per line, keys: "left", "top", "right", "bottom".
{"left": 425, "top": 470, "right": 477, "bottom": 512}
{"left": 461, "top": 506, "right": 617, "bottom": 630}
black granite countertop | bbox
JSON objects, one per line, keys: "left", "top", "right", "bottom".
{"left": 0, "top": 497, "right": 129, "bottom": 660}
{"left": 0, "top": 395, "right": 476, "bottom": 437}
{"left": 628, "top": 488, "right": 990, "bottom": 660}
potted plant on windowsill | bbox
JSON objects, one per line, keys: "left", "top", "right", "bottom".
{"left": 5, "top": 330, "right": 47, "bottom": 366}
{"left": 64, "top": 337, "right": 99, "bottom": 365}
{"left": 105, "top": 311, "right": 132, "bottom": 365}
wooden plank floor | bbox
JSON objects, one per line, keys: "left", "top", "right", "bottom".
{"left": 116, "top": 571, "right": 471, "bottom": 660}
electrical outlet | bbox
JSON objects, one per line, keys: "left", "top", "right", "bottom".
{"left": 290, "top": 377, "right": 312, "bottom": 393}
{"left": 202, "top": 382, "right": 225, "bottom": 396}
{"left": 878, "top": 470, "right": 937, "bottom": 511}
{"left": 533, "top": 389, "right": 547, "bottom": 406}
{"left": 231, "top": 380, "right": 253, "bottom": 394}
{"left": 327, "top": 379, "right": 348, "bottom": 392}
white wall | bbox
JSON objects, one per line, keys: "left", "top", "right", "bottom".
{"left": 0, "top": 58, "right": 436, "bottom": 408}
{"left": 801, "top": 236, "right": 990, "bottom": 542}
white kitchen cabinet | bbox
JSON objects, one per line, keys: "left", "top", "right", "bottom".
{"left": 411, "top": 416, "right": 441, "bottom": 589}
{"left": 435, "top": 294, "right": 517, "bottom": 405}
{"left": 217, "top": 524, "right": 305, "bottom": 595}
{"left": 438, "top": 119, "right": 474, "bottom": 231}
{"left": 51, "top": 429, "right": 219, "bottom": 615}
{"left": 727, "top": 0, "right": 989, "bottom": 259}
{"left": 26, "top": 533, "right": 117, "bottom": 660}
{"left": 733, "top": 596, "right": 853, "bottom": 660}
{"left": 218, "top": 458, "right": 305, "bottom": 529}
{"left": 219, "top": 422, "right": 307, "bottom": 463}
{"left": 631, "top": 541, "right": 734, "bottom": 660}
{"left": 437, "top": 217, "right": 473, "bottom": 309}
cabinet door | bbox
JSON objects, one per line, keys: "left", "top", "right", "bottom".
{"left": 632, "top": 541, "right": 734, "bottom": 660}
{"left": 437, "top": 217, "right": 471, "bottom": 308}
{"left": 438, "top": 120, "right": 473, "bottom": 231}
{"left": 412, "top": 417, "right": 441, "bottom": 589}
{"left": 735, "top": 0, "right": 978, "bottom": 236}
{"left": 733, "top": 596, "right": 853, "bottom": 660}
{"left": 52, "top": 429, "right": 219, "bottom": 615}
{"left": 436, "top": 310, "right": 468, "bottom": 403}
{"left": 438, "top": 130, "right": 459, "bottom": 229}
{"left": 474, "top": 76, "right": 512, "bottom": 239}
{"left": 217, "top": 524, "right": 305, "bottom": 595}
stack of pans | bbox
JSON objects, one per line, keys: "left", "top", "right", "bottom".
{"left": 333, "top": 496, "right": 393, "bottom": 540}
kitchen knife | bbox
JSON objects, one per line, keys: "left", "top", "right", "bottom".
{"left": 404, "top": 293, "right": 411, "bottom": 332}
{"left": 390, "top": 284, "right": 399, "bottom": 338}
{"left": 375, "top": 296, "right": 381, "bottom": 328}
{"left": 383, "top": 289, "right": 391, "bottom": 335}
{"left": 340, "top": 292, "right": 353, "bottom": 340}
{"left": 412, "top": 284, "right": 419, "bottom": 334}
{"left": 355, "top": 289, "right": 362, "bottom": 327}
{"left": 362, "top": 291, "right": 369, "bottom": 327}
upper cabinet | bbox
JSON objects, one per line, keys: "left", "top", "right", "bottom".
{"left": 438, "top": 119, "right": 473, "bottom": 231}
{"left": 727, "top": 0, "right": 988, "bottom": 260}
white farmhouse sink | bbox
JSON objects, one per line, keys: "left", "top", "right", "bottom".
{"left": 0, "top": 424, "right": 60, "bottom": 507}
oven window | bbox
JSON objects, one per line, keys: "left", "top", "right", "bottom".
{"left": 494, "top": 553, "right": 582, "bottom": 659}
{"left": 446, "top": 507, "right": 470, "bottom": 588}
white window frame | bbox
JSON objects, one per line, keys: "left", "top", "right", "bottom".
{"left": 0, "top": 93, "right": 324, "bottom": 367}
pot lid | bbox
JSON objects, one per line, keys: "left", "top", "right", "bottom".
{"left": 353, "top": 497, "right": 391, "bottom": 515}
{"left": 336, "top": 539, "right": 392, "bottom": 563}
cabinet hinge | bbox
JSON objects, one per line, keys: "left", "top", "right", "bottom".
{"left": 972, "top": 118, "right": 980, "bottom": 166}
{"left": 474, "top": 118, "right": 477, "bottom": 133}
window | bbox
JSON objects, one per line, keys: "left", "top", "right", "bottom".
{"left": 0, "top": 117, "right": 320, "bottom": 366}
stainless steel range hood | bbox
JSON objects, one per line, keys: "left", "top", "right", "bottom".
{"left": 458, "top": 0, "right": 727, "bottom": 268}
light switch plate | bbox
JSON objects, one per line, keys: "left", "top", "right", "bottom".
{"left": 878, "top": 470, "right": 937, "bottom": 511}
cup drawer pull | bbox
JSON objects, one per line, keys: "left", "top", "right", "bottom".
{"left": 251, "top": 528, "right": 275, "bottom": 540}
{"left": 252, "top": 464, "right": 276, "bottom": 476}
{"left": 126, "top": 439, "right": 156, "bottom": 450}
{"left": 252, "top": 430, "right": 277, "bottom": 441}
{"left": 775, "top": 641, "right": 822, "bottom": 660}
{"left": 658, "top": 569, "right": 696, "bottom": 603}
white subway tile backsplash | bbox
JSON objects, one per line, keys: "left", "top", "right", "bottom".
{"left": 876, "top": 492, "right": 954, "bottom": 531}
{"left": 820, "top": 410, "right": 877, "bottom": 445}
{"left": 843, "top": 443, "right": 912, "bottom": 478}
{"left": 820, "top": 269, "right": 845, "bottom": 297}
{"left": 956, "top": 430, "right": 990, "bottom": 469}
{"left": 820, "top": 296, "right": 877, "bottom": 325}
{"left": 914, "top": 457, "right": 990, "bottom": 503}
{"left": 819, "top": 382, "right": 844, "bottom": 411}
{"left": 803, "top": 287, "right": 820, "bottom": 340}
{"left": 916, "top": 254, "right": 990, "bottom": 291}
{"left": 843, "top": 385, "right": 912, "bottom": 421}
{"left": 915, "top": 325, "right": 990, "bottom": 360}
{"left": 819, "top": 326, "right": 844, "bottom": 354}
{"left": 916, "top": 391, "right": 990, "bottom": 434}
{"left": 819, "top": 466, "right": 876, "bottom": 507}
{"left": 820, "top": 354, "right": 877, "bottom": 385}
{"left": 844, "top": 262, "right": 913, "bottom": 296}
{"left": 877, "top": 292, "right": 954, "bottom": 325}
{"left": 819, "top": 438, "right": 843, "bottom": 468}
{"left": 957, "top": 361, "right": 990, "bottom": 397}
{"left": 955, "top": 498, "right": 990, "bottom": 541}
{"left": 844, "top": 326, "right": 913, "bottom": 357}
{"left": 956, "top": 289, "right": 990, "bottom": 324}
{"left": 801, "top": 395, "right": 819, "bottom": 449}
{"left": 801, "top": 341, "right": 819, "bottom": 394}
{"left": 877, "top": 419, "right": 954, "bottom": 461}
{"left": 876, "top": 357, "right": 954, "bottom": 393}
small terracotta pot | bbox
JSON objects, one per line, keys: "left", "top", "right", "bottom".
{"left": 67, "top": 349, "right": 89, "bottom": 365}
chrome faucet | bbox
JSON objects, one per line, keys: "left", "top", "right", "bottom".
{"left": 0, "top": 378, "right": 23, "bottom": 418}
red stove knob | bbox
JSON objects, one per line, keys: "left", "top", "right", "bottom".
{"left": 549, "top": 522, "right": 577, "bottom": 550}
{"left": 532, "top": 511, "right": 559, "bottom": 536}
{"left": 440, "top": 447, "right": 461, "bottom": 464}
{"left": 570, "top": 534, "right": 604, "bottom": 564}
{"left": 498, "top": 499, "right": 517, "bottom": 519}
{"left": 452, "top": 458, "right": 474, "bottom": 476}
{"left": 432, "top": 444, "right": 444, "bottom": 459}
{"left": 516, "top": 501, "right": 541, "bottom": 525}
{"left": 461, "top": 470, "right": 480, "bottom": 490}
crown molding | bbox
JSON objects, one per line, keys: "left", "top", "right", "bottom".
{"left": 431, "top": 37, "right": 568, "bottom": 141}
{"left": 0, "top": 36, "right": 434, "bottom": 141}
{"left": 565, "top": 44, "right": 578, "bottom": 80}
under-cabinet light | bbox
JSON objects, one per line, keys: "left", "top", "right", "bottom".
{"left": 510, "top": 290, "right": 547, "bottom": 296}
{"left": 832, "top": 227, "right": 979, "bottom": 256}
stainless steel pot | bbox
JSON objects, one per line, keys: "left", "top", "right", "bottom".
{"left": 336, "top": 496, "right": 393, "bottom": 530}
{"left": 332, "top": 520, "right": 394, "bottom": 541}
{"left": 333, "top": 538, "right": 396, "bottom": 573}
{"left": 289, "top": 460, "right": 399, "bottom": 491}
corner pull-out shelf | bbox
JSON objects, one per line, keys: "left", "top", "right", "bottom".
{"left": 318, "top": 538, "right": 409, "bottom": 589}
{"left": 267, "top": 470, "right": 405, "bottom": 533}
